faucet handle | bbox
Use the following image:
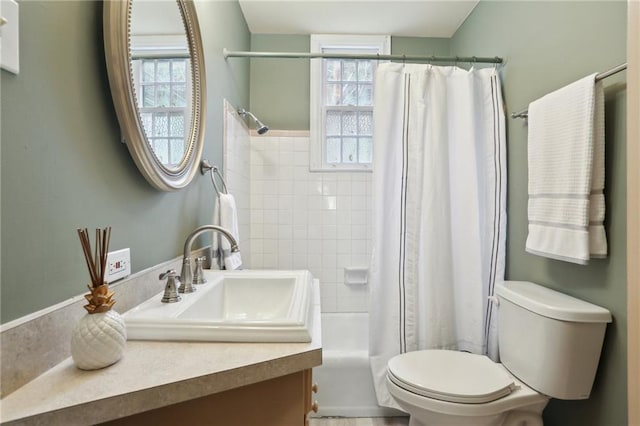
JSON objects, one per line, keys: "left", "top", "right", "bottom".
{"left": 193, "top": 257, "right": 207, "bottom": 285}
{"left": 160, "top": 270, "right": 181, "bottom": 303}
{"left": 159, "top": 269, "right": 178, "bottom": 281}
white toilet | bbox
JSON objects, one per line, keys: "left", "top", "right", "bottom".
{"left": 386, "top": 281, "right": 612, "bottom": 426}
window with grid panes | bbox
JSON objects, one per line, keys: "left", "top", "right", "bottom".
{"left": 136, "top": 58, "right": 191, "bottom": 167}
{"left": 310, "top": 35, "right": 390, "bottom": 171}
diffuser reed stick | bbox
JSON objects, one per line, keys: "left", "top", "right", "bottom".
{"left": 76, "top": 227, "right": 115, "bottom": 313}
{"left": 77, "top": 227, "right": 111, "bottom": 288}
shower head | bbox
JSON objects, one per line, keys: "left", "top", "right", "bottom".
{"left": 255, "top": 120, "right": 269, "bottom": 135}
{"left": 237, "top": 108, "right": 269, "bottom": 135}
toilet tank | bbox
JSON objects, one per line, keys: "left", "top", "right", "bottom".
{"left": 495, "top": 281, "right": 611, "bottom": 400}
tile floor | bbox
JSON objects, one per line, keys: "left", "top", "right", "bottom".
{"left": 309, "top": 417, "right": 409, "bottom": 426}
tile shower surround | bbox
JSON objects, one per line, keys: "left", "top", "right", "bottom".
{"left": 224, "top": 128, "right": 373, "bottom": 313}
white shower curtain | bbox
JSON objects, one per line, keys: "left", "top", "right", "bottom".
{"left": 369, "top": 63, "right": 507, "bottom": 408}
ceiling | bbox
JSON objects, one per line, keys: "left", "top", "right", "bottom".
{"left": 238, "top": 1, "right": 479, "bottom": 38}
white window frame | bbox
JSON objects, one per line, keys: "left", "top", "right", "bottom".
{"left": 310, "top": 34, "right": 390, "bottom": 172}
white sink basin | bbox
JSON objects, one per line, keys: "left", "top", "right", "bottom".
{"left": 124, "top": 270, "right": 314, "bottom": 343}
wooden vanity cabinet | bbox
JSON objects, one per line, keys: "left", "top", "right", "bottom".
{"left": 102, "top": 369, "right": 317, "bottom": 426}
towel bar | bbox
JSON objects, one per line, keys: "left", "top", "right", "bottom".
{"left": 200, "top": 159, "right": 228, "bottom": 197}
{"left": 510, "top": 62, "right": 627, "bottom": 119}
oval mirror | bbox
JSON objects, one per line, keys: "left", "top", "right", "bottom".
{"left": 104, "top": 0, "right": 206, "bottom": 191}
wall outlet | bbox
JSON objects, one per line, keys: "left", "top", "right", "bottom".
{"left": 106, "top": 248, "right": 131, "bottom": 283}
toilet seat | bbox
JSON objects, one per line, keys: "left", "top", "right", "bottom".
{"left": 387, "top": 350, "right": 518, "bottom": 404}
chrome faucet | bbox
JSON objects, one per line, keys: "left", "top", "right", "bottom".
{"left": 179, "top": 225, "right": 240, "bottom": 293}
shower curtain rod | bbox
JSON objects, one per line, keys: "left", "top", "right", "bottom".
{"left": 223, "top": 48, "right": 503, "bottom": 64}
{"left": 511, "top": 62, "right": 627, "bottom": 119}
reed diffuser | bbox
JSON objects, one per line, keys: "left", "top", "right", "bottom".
{"left": 71, "top": 226, "right": 126, "bottom": 370}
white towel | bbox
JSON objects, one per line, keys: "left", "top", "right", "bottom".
{"left": 211, "top": 200, "right": 222, "bottom": 269}
{"left": 525, "top": 74, "right": 607, "bottom": 264}
{"left": 212, "top": 194, "right": 243, "bottom": 270}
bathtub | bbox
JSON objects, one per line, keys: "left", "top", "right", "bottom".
{"left": 313, "top": 312, "right": 404, "bottom": 417}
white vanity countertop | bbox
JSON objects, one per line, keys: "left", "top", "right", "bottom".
{"left": 0, "top": 284, "right": 322, "bottom": 425}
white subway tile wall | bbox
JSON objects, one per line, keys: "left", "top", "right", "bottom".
{"left": 224, "top": 124, "right": 373, "bottom": 313}
{"left": 222, "top": 100, "right": 252, "bottom": 266}
{"left": 249, "top": 133, "right": 373, "bottom": 313}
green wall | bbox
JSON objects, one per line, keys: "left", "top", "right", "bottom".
{"left": 249, "top": 35, "right": 451, "bottom": 130}
{"left": 452, "top": 2, "right": 627, "bottom": 425}
{"left": 249, "top": 35, "right": 310, "bottom": 130}
{"left": 0, "top": 0, "right": 250, "bottom": 323}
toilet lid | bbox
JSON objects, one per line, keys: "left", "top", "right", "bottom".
{"left": 387, "top": 350, "right": 517, "bottom": 404}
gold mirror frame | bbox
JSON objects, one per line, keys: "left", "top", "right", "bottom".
{"left": 103, "top": 0, "right": 206, "bottom": 191}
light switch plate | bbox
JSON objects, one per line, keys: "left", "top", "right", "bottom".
{"left": 0, "top": 0, "right": 19, "bottom": 74}
{"left": 106, "top": 248, "right": 131, "bottom": 283}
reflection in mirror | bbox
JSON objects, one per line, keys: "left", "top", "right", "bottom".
{"left": 129, "top": 1, "right": 192, "bottom": 170}
{"left": 104, "top": 0, "right": 206, "bottom": 191}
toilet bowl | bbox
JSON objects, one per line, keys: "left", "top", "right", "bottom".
{"left": 386, "top": 350, "right": 548, "bottom": 426}
{"left": 386, "top": 281, "right": 612, "bottom": 426}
